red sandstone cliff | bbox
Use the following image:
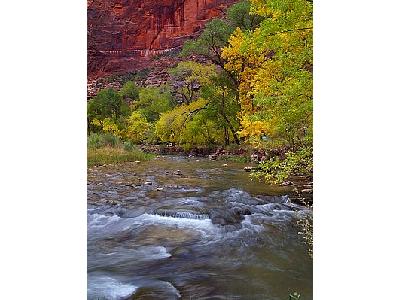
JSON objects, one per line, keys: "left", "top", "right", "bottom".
{"left": 88, "top": 0, "right": 236, "bottom": 79}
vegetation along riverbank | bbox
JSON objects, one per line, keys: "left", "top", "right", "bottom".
{"left": 87, "top": 0, "right": 313, "bottom": 188}
{"left": 87, "top": 1, "right": 313, "bottom": 297}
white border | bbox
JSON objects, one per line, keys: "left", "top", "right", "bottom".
{"left": 1, "top": 0, "right": 400, "bottom": 299}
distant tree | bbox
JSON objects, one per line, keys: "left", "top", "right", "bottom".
{"left": 125, "top": 111, "right": 152, "bottom": 144}
{"left": 87, "top": 88, "right": 129, "bottom": 133}
{"left": 169, "top": 62, "right": 217, "bottom": 105}
{"left": 181, "top": 1, "right": 263, "bottom": 68}
{"left": 181, "top": 19, "right": 233, "bottom": 68}
{"left": 133, "top": 86, "right": 173, "bottom": 122}
{"left": 119, "top": 81, "right": 139, "bottom": 102}
{"left": 226, "top": 0, "right": 263, "bottom": 31}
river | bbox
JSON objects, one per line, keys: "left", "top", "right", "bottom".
{"left": 87, "top": 156, "right": 312, "bottom": 300}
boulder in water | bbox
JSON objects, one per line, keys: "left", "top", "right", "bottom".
{"left": 209, "top": 208, "right": 244, "bottom": 228}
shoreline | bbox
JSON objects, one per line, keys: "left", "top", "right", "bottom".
{"left": 88, "top": 148, "right": 313, "bottom": 206}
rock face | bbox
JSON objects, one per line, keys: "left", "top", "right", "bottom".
{"left": 88, "top": 0, "right": 237, "bottom": 79}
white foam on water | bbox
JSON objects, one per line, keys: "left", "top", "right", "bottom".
{"left": 88, "top": 276, "right": 137, "bottom": 300}
{"left": 221, "top": 215, "right": 265, "bottom": 241}
{"left": 136, "top": 245, "right": 171, "bottom": 260}
{"left": 132, "top": 213, "right": 218, "bottom": 238}
{"left": 133, "top": 213, "right": 268, "bottom": 243}
{"left": 163, "top": 281, "right": 182, "bottom": 298}
{"left": 155, "top": 211, "right": 209, "bottom": 220}
{"left": 88, "top": 213, "right": 121, "bottom": 229}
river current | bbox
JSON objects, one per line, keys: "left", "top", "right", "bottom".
{"left": 87, "top": 156, "right": 312, "bottom": 300}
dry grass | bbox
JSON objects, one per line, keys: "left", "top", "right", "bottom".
{"left": 87, "top": 147, "right": 154, "bottom": 167}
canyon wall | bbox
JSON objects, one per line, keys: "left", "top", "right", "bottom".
{"left": 88, "top": 0, "right": 236, "bottom": 79}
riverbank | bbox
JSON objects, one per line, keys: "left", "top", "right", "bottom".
{"left": 87, "top": 147, "right": 154, "bottom": 167}
{"left": 88, "top": 144, "right": 313, "bottom": 205}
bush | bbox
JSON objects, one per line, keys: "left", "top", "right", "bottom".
{"left": 87, "top": 133, "right": 103, "bottom": 149}
{"left": 251, "top": 146, "right": 313, "bottom": 184}
{"left": 87, "top": 133, "right": 121, "bottom": 149}
{"left": 123, "top": 140, "right": 136, "bottom": 152}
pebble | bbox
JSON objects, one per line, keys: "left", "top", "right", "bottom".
{"left": 134, "top": 160, "right": 141, "bottom": 164}
{"left": 282, "top": 181, "right": 294, "bottom": 186}
{"left": 244, "top": 166, "right": 253, "bottom": 172}
{"left": 222, "top": 163, "right": 228, "bottom": 167}
{"left": 156, "top": 187, "right": 164, "bottom": 191}
{"left": 144, "top": 181, "right": 152, "bottom": 185}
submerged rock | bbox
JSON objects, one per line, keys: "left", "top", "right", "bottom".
{"left": 209, "top": 154, "right": 217, "bottom": 160}
{"left": 209, "top": 208, "right": 245, "bottom": 228}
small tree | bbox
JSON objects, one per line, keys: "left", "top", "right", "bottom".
{"left": 169, "top": 62, "right": 217, "bottom": 105}
{"left": 120, "top": 81, "right": 139, "bottom": 102}
{"left": 134, "top": 86, "right": 173, "bottom": 122}
{"left": 87, "top": 88, "right": 129, "bottom": 133}
{"left": 125, "top": 111, "right": 152, "bottom": 144}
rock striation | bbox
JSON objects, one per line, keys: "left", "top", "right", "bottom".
{"left": 88, "top": 0, "right": 237, "bottom": 79}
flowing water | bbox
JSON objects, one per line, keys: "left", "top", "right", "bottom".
{"left": 87, "top": 156, "right": 312, "bottom": 300}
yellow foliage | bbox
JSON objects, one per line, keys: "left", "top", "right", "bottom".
{"left": 222, "top": 0, "right": 313, "bottom": 146}
{"left": 102, "top": 118, "right": 121, "bottom": 137}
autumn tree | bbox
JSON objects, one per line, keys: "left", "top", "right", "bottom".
{"left": 87, "top": 88, "right": 129, "bottom": 133}
{"left": 201, "top": 72, "right": 241, "bottom": 145}
{"left": 221, "top": 0, "right": 313, "bottom": 181}
{"left": 133, "top": 86, "right": 173, "bottom": 122}
{"left": 119, "top": 81, "right": 139, "bottom": 102}
{"left": 169, "top": 62, "right": 217, "bottom": 105}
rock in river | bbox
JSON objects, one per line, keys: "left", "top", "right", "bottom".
{"left": 244, "top": 166, "right": 253, "bottom": 172}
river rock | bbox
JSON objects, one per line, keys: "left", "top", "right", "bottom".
{"left": 244, "top": 166, "right": 253, "bottom": 172}
{"left": 209, "top": 208, "right": 244, "bottom": 228}
{"left": 282, "top": 181, "right": 294, "bottom": 186}
{"left": 144, "top": 181, "right": 153, "bottom": 185}
{"left": 250, "top": 154, "right": 259, "bottom": 162}
{"left": 174, "top": 170, "right": 183, "bottom": 176}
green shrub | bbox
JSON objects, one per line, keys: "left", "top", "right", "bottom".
{"left": 87, "top": 133, "right": 121, "bottom": 149}
{"left": 251, "top": 146, "right": 313, "bottom": 184}
{"left": 123, "top": 140, "right": 136, "bottom": 152}
{"left": 87, "top": 133, "right": 103, "bottom": 149}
